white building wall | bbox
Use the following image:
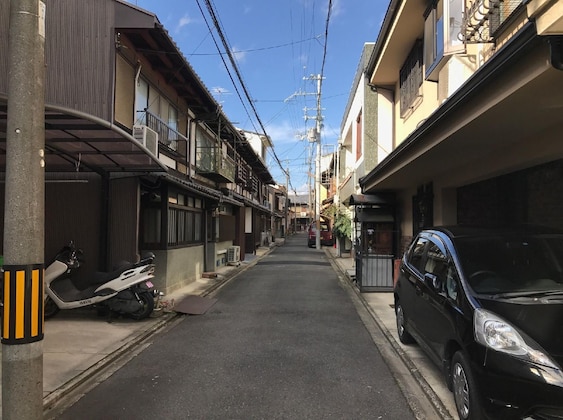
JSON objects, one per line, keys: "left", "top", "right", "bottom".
{"left": 377, "top": 89, "right": 394, "bottom": 164}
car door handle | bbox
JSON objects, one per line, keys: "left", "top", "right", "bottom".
{"left": 415, "top": 283, "right": 423, "bottom": 296}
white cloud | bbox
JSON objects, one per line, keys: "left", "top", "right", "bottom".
{"left": 211, "top": 86, "right": 231, "bottom": 105}
{"left": 231, "top": 46, "right": 247, "bottom": 63}
{"left": 264, "top": 121, "right": 304, "bottom": 145}
{"left": 328, "top": 0, "right": 343, "bottom": 18}
{"left": 176, "top": 14, "right": 194, "bottom": 33}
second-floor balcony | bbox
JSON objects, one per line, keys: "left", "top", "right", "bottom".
{"left": 145, "top": 111, "right": 187, "bottom": 152}
{"left": 196, "top": 145, "right": 236, "bottom": 183}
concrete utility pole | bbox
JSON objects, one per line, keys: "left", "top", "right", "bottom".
{"left": 285, "top": 167, "right": 289, "bottom": 236}
{"left": 303, "top": 74, "right": 324, "bottom": 250}
{"left": 3, "top": 0, "right": 46, "bottom": 419}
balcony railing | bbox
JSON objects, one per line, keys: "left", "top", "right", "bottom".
{"left": 196, "top": 145, "right": 236, "bottom": 183}
{"left": 145, "top": 111, "right": 188, "bottom": 151}
{"left": 461, "top": 0, "right": 523, "bottom": 43}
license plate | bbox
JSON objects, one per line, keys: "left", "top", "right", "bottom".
{"left": 146, "top": 281, "right": 154, "bottom": 288}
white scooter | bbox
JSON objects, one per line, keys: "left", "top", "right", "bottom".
{"left": 44, "top": 241, "right": 158, "bottom": 320}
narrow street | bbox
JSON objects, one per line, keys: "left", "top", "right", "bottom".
{"left": 55, "top": 234, "right": 418, "bottom": 419}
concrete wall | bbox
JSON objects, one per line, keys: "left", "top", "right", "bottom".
{"left": 152, "top": 245, "right": 205, "bottom": 295}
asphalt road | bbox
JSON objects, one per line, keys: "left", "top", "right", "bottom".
{"left": 56, "top": 235, "right": 416, "bottom": 419}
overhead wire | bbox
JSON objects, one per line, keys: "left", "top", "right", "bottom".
{"left": 195, "top": 0, "right": 258, "bottom": 133}
{"left": 200, "top": 0, "right": 291, "bottom": 183}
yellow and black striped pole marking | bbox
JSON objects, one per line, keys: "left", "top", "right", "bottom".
{"left": 2, "top": 264, "right": 44, "bottom": 344}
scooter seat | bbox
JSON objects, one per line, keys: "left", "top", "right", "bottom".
{"left": 90, "top": 262, "right": 135, "bottom": 285}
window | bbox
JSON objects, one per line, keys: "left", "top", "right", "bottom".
{"left": 400, "top": 40, "right": 424, "bottom": 117}
{"left": 167, "top": 105, "right": 178, "bottom": 151}
{"left": 407, "top": 236, "right": 428, "bottom": 273}
{"left": 424, "top": 2, "right": 444, "bottom": 79}
{"left": 424, "top": 241, "right": 448, "bottom": 285}
{"left": 167, "top": 202, "right": 203, "bottom": 247}
{"left": 356, "top": 110, "right": 362, "bottom": 161}
{"left": 446, "top": 264, "right": 460, "bottom": 301}
{"left": 135, "top": 78, "right": 149, "bottom": 125}
{"left": 424, "top": 0, "right": 465, "bottom": 81}
{"left": 140, "top": 191, "right": 204, "bottom": 248}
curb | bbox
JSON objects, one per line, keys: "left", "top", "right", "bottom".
{"left": 43, "top": 312, "right": 176, "bottom": 413}
{"left": 43, "top": 244, "right": 278, "bottom": 415}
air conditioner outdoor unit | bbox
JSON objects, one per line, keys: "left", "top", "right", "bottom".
{"left": 227, "top": 246, "right": 241, "bottom": 265}
{"left": 133, "top": 125, "right": 159, "bottom": 156}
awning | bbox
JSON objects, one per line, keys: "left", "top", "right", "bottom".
{"left": 355, "top": 207, "right": 394, "bottom": 223}
{"left": 0, "top": 98, "right": 167, "bottom": 175}
{"left": 348, "top": 193, "right": 395, "bottom": 206}
{"left": 164, "top": 173, "right": 244, "bottom": 207}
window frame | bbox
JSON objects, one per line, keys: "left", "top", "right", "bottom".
{"left": 424, "top": 0, "right": 466, "bottom": 82}
{"left": 399, "top": 40, "right": 424, "bottom": 117}
{"left": 167, "top": 198, "right": 204, "bottom": 247}
{"left": 406, "top": 235, "right": 429, "bottom": 275}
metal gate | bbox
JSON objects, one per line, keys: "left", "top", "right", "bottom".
{"left": 355, "top": 252, "right": 394, "bottom": 292}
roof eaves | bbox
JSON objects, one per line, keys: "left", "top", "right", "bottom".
{"left": 359, "top": 22, "right": 538, "bottom": 191}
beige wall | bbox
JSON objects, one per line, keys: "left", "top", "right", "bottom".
{"left": 113, "top": 35, "right": 191, "bottom": 134}
{"left": 114, "top": 54, "right": 135, "bottom": 128}
{"left": 154, "top": 245, "right": 205, "bottom": 295}
{"left": 394, "top": 78, "right": 440, "bottom": 148}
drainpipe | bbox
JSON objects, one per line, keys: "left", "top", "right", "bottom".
{"left": 134, "top": 62, "right": 142, "bottom": 124}
{"left": 549, "top": 37, "right": 563, "bottom": 70}
{"left": 186, "top": 114, "right": 192, "bottom": 180}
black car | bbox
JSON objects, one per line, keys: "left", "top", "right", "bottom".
{"left": 394, "top": 226, "right": 563, "bottom": 420}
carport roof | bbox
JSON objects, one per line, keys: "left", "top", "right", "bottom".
{"left": 0, "top": 98, "right": 167, "bottom": 175}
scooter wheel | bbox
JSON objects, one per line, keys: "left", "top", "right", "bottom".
{"left": 129, "top": 291, "right": 154, "bottom": 320}
{"left": 44, "top": 296, "right": 60, "bottom": 319}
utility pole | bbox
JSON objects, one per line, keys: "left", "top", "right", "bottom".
{"left": 3, "top": 0, "right": 46, "bottom": 419}
{"left": 284, "top": 165, "right": 289, "bottom": 236}
{"left": 286, "top": 75, "right": 324, "bottom": 247}
{"left": 303, "top": 74, "right": 324, "bottom": 250}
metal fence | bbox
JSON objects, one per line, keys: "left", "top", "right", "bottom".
{"left": 356, "top": 253, "right": 394, "bottom": 292}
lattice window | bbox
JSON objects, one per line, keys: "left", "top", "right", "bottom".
{"left": 400, "top": 40, "right": 423, "bottom": 117}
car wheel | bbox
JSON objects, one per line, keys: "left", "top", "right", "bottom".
{"left": 395, "top": 302, "right": 414, "bottom": 344}
{"left": 451, "top": 351, "right": 484, "bottom": 420}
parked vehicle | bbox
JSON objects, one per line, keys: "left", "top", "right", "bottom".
{"left": 394, "top": 226, "right": 563, "bottom": 420}
{"left": 307, "top": 220, "right": 334, "bottom": 247}
{"left": 44, "top": 242, "right": 158, "bottom": 320}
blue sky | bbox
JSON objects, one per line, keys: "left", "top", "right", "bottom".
{"left": 128, "top": 0, "right": 390, "bottom": 193}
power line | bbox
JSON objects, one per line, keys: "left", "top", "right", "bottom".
{"left": 199, "top": 0, "right": 290, "bottom": 181}
{"left": 184, "top": 36, "right": 324, "bottom": 55}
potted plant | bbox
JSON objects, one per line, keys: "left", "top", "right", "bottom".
{"left": 332, "top": 210, "right": 352, "bottom": 257}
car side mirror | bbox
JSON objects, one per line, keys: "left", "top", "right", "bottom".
{"left": 425, "top": 273, "right": 442, "bottom": 292}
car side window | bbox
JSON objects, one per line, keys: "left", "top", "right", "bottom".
{"left": 407, "top": 237, "right": 428, "bottom": 273}
{"left": 446, "top": 263, "right": 460, "bottom": 301}
{"left": 424, "top": 242, "right": 448, "bottom": 292}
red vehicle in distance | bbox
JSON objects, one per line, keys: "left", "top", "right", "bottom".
{"left": 307, "top": 220, "right": 334, "bottom": 248}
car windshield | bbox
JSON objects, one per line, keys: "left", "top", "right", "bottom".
{"left": 310, "top": 223, "right": 329, "bottom": 232}
{"left": 454, "top": 234, "right": 563, "bottom": 295}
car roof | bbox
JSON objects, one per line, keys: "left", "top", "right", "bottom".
{"left": 422, "top": 225, "right": 563, "bottom": 239}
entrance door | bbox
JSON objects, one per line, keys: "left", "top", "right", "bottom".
{"left": 361, "top": 222, "right": 393, "bottom": 254}
{"left": 358, "top": 222, "right": 395, "bottom": 291}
